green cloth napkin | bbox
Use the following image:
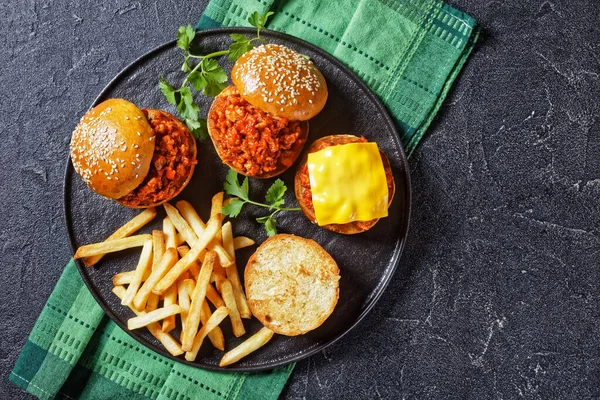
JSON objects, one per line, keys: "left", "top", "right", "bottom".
{"left": 11, "top": 1, "right": 478, "bottom": 399}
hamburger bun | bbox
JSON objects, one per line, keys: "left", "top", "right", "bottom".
{"left": 207, "top": 85, "right": 309, "bottom": 178}
{"left": 232, "top": 44, "right": 327, "bottom": 121}
{"left": 70, "top": 98, "right": 156, "bottom": 199}
{"left": 70, "top": 99, "right": 197, "bottom": 208}
{"left": 294, "top": 135, "right": 395, "bottom": 234}
{"left": 245, "top": 234, "right": 340, "bottom": 336}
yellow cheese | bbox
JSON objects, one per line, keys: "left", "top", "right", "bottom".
{"left": 307, "top": 142, "right": 389, "bottom": 226}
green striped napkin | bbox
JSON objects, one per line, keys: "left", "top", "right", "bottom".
{"left": 11, "top": 1, "right": 478, "bottom": 399}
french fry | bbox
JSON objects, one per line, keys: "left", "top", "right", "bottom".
{"left": 163, "top": 217, "right": 177, "bottom": 249}
{"left": 181, "top": 251, "right": 216, "bottom": 351}
{"left": 221, "top": 279, "right": 245, "bottom": 337}
{"left": 121, "top": 240, "right": 153, "bottom": 306}
{"left": 178, "top": 278, "right": 193, "bottom": 330}
{"left": 84, "top": 208, "right": 157, "bottom": 266}
{"left": 185, "top": 306, "right": 229, "bottom": 361}
{"left": 233, "top": 236, "right": 255, "bottom": 250}
{"left": 162, "top": 283, "right": 178, "bottom": 333}
{"left": 212, "top": 259, "right": 227, "bottom": 292}
{"left": 74, "top": 234, "right": 152, "bottom": 259}
{"left": 152, "top": 230, "right": 166, "bottom": 270}
{"left": 206, "top": 283, "right": 226, "bottom": 309}
{"left": 147, "top": 321, "right": 184, "bottom": 357}
{"left": 175, "top": 200, "right": 206, "bottom": 230}
{"left": 164, "top": 203, "right": 199, "bottom": 247}
{"left": 146, "top": 292, "right": 159, "bottom": 312}
{"left": 112, "top": 286, "right": 126, "bottom": 297}
{"left": 133, "top": 248, "right": 178, "bottom": 311}
{"left": 222, "top": 222, "right": 251, "bottom": 318}
{"left": 127, "top": 304, "right": 182, "bottom": 330}
{"left": 113, "top": 270, "right": 135, "bottom": 286}
{"left": 219, "top": 327, "right": 274, "bottom": 367}
{"left": 210, "top": 192, "right": 224, "bottom": 243}
{"left": 152, "top": 215, "right": 221, "bottom": 295}
{"left": 177, "top": 246, "right": 200, "bottom": 280}
{"left": 112, "top": 287, "right": 183, "bottom": 356}
{"left": 201, "top": 300, "right": 225, "bottom": 350}
{"left": 176, "top": 232, "right": 186, "bottom": 247}
{"left": 182, "top": 278, "right": 195, "bottom": 298}
{"left": 145, "top": 230, "right": 165, "bottom": 312}
{"left": 172, "top": 201, "right": 233, "bottom": 267}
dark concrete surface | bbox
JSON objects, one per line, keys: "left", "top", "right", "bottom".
{"left": 1, "top": 0, "right": 598, "bottom": 399}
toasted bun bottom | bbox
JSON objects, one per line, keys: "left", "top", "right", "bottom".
{"left": 294, "top": 134, "right": 395, "bottom": 234}
{"left": 245, "top": 234, "right": 340, "bottom": 336}
{"left": 207, "top": 86, "right": 308, "bottom": 178}
{"left": 115, "top": 109, "right": 197, "bottom": 208}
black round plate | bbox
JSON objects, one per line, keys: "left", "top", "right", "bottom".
{"left": 64, "top": 28, "right": 411, "bottom": 372}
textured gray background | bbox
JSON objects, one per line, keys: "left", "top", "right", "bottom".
{"left": 1, "top": 0, "right": 599, "bottom": 399}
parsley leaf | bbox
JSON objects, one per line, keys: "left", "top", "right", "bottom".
{"left": 181, "top": 56, "right": 191, "bottom": 72}
{"left": 177, "top": 86, "right": 199, "bottom": 121}
{"left": 265, "top": 179, "right": 286, "bottom": 208}
{"left": 159, "top": 77, "right": 177, "bottom": 105}
{"left": 201, "top": 58, "right": 228, "bottom": 97}
{"left": 222, "top": 198, "right": 245, "bottom": 218}
{"left": 223, "top": 170, "right": 249, "bottom": 200}
{"left": 248, "top": 11, "right": 274, "bottom": 35}
{"left": 256, "top": 215, "right": 277, "bottom": 236}
{"left": 187, "top": 71, "right": 207, "bottom": 92}
{"left": 222, "top": 168, "right": 299, "bottom": 236}
{"left": 184, "top": 117, "right": 208, "bottom": 140}
{"left": 176, "top": 25, "right": 195, "bottom": 52}
{"left": 229, "top": 33, "right": 254, "bottom": 61}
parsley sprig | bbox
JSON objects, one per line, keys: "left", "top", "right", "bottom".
{"left": 159, "top": 11, "right": 274, "bottom": 140}
{"left": 222, "top": 169, "right": 300, "bottom": 236}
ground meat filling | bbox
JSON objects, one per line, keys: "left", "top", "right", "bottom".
{"left": 210, "top": 89, "right": 305, "bottom": 177}
{"left": 299, "top": 136, "right": 394, "bottom": 230}
{"left": 119, "top": 110, "right": 197, "bottom": 207}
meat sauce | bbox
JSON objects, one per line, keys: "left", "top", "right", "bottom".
{"left": 119, "top": 110, "right": 197, "bottom": 207}
{"left": 209, "top": 88, "right": 305, "bottom": 177}
{"left": 298, "top": 136, "right": 394, "bottom": 231}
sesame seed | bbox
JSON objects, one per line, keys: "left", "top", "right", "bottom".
{"left": 137, "top": 132, "right": 141, "bottom": 136}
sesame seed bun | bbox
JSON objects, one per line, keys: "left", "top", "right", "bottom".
{"left": 70, "top": 100, "right": 197, "bottom": 208}
{"left": 232, "top": 44, "right": 328, "bottom": 121}
{"left": 70, "top": 98, "right": 155, "bottom": 200}
{"left": 294, "top": 135, "right": 395, "bottom": 235}
{"left": 245, "top": 234, "right": 340, "bottom": 336}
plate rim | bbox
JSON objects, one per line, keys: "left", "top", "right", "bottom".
{"left": 63, "top": 27, "right": 412, "bottom": 372}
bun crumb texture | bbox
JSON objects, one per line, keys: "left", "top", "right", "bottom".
{"left": 245, "top": 234, "right": 340, "bottom": 336}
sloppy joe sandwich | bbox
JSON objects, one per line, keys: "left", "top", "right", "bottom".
{"left": 70, "top": 99, "right": 197, "bottom": 208}
{"left": 208, "top": 44, "right": 327, "bottom": 178}
{"left": 245, "top": 234, "right": 340, "bottom": 336}
{"left": 294, "top": 134, "right": 395, "bottom": 234}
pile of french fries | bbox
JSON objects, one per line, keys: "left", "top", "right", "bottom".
{"left": 74, "top": 193, "right": 274, "bottom": 367}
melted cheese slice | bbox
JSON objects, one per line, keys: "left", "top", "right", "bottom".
{"left": 307, "top": 142, "right": 389, "bottom": 226}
